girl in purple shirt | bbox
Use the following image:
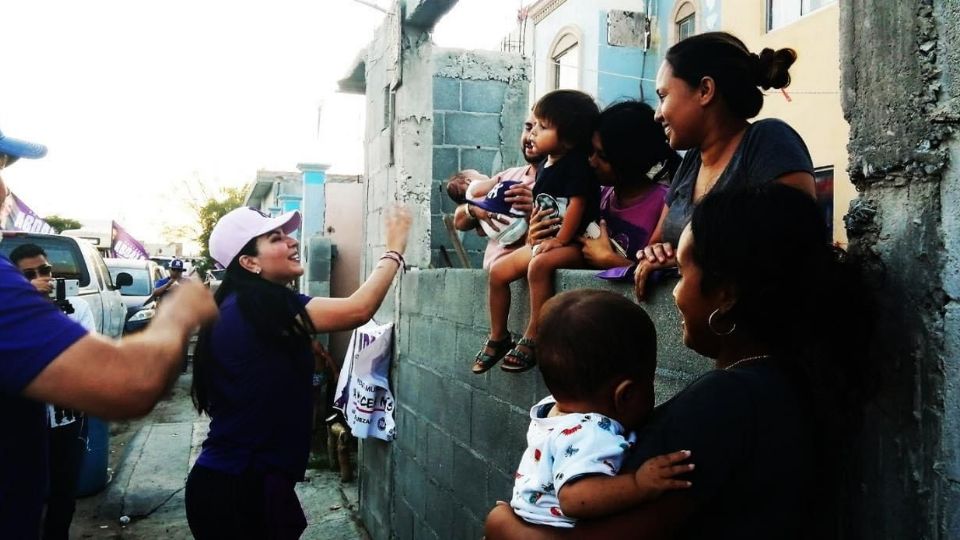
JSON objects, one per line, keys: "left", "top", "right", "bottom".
{"left": 529, "top": 101, "right": 680, "bottom": 272}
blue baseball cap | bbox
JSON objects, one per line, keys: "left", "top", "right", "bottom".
{"left": 467, "top": 180, "right": 526, "bottom": 217}
{"left": 0, "top": 129, "right": 48, "bottom": 167}
{"left": 169, "top": 259, "right": 185, "bottom": 271}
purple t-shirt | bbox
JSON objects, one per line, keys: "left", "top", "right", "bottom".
{"left": 600, "top": 184, "right": 668, "bottom": 262}
{"left": 0, "top": 255, "right": 88, "bottom": 536}
{"left": 196, "top": 292, "right": 315, "bottom": 482}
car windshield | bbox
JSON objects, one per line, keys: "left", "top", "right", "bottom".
{"left": 0, "top": 234, "right": 91, "bottom": 287}
{"left": 108, "top": 267, "right": 152, "bottom": 296}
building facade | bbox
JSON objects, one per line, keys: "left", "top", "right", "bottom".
{"left": 522, "top": 0, "right": 852, "bottom": 242}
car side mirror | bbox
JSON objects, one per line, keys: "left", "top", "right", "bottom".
{"left": 116, "top": 272, "right": 133, "bottom": 288}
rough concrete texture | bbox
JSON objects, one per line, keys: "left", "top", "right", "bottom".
{"left": 358, "top": 269, "right": 709, "bottom": 539}
{"left": 840, "top": 1, "right": 960, "bottom": 537}
{"left": 607, "top": 9, "right": 647, "bottom": 48}
{"left": 404, "top": 0, "right": 457, "bottom": 30}
{"left": 429, "top": 49, "right": 530, "bottom": 268}
{"left": 432, "top": 49, "right": 530, "bottom": 84}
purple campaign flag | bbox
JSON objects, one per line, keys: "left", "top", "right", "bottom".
{"left": 0, "top": 191, "right": 55, "bottom": 234}
{"left": 111, "top": 220, "right": 150, "bottom": 260}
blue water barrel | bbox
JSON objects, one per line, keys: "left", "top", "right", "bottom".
{"left": 76, "top": 417, "right": 109, "bottom": 497}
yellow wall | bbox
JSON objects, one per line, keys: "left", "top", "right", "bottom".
{"left": 720, "top": 2, "right": 852, "bottom": 244}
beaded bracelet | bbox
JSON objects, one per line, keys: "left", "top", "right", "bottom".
{"left": 379, "top": 251, "right": 405, "bottom": 271}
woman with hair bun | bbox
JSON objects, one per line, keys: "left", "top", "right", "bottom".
{"left": 634, "top": 32, "right": 817, "bottom": 300}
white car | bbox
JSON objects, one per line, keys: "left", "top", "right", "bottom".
{"left": 1, "top": 232, "right": 127, "bottom": 339}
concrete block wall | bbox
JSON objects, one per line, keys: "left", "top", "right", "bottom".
{"left": 431, "top": 50, "right": 529, "bottom": 269}
{"left": 358, "top": 269, "right": 710, "bottom": 539}
{"left": 840, "top": 1, "right": 960, "bottom": 537}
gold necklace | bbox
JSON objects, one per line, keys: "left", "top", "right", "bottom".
{"left": 724, "top": 354, "right": 771, "bottom": 371}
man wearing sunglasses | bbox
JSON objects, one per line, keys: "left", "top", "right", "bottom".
{"left": 9, "top": 243, "right": 96, "bottom": 539}
{"left": 0, "top": 129, "right": 219, "bottom": 538}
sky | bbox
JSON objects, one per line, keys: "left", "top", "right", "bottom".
{"left": 0, "top": 0, "right": 523, "bottom": 248}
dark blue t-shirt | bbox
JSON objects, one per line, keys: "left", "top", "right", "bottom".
{"left": 0, "top": 255, "right": 88, "bottom": 536}
{"left": 196, "top": 292, "right": 315, "bottom": 482}
{"left": 625, "top": 359, "right": 816, "bottom": 539}
{"left": 532, "top": 150, "right": 601, "bottom": 235}
{"left": 661, "top": 119, "right": 814, "bottom": 247}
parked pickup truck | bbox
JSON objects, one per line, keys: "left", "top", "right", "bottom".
{"left": 1, "top": 231, "right": 127, "bottom": 339}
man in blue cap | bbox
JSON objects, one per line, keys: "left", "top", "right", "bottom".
{"left": 0, "top": 129, "right": 219, "bottom": 537}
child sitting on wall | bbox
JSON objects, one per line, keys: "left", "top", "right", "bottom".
{"left": 472, "top": 90, "right": 602, "bottom": 375}
{"left": 509, "top": 289, "right": 693, "bottom": 528}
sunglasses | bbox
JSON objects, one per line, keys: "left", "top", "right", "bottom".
{"left": 22, "top": 264, "right": 53, "bottom": 280}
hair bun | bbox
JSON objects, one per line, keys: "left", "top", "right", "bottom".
{"left": 754, "top": 47, "right": 797, "bottom": 90}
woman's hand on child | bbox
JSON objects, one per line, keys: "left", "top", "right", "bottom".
{"left": 527, "top": 207, "right": 562, "bottom": 246}
{"left": 580, "top": 220, "right": 620, "bottom": 267}
{"left": 385, "top": 204, "right": 413, "bottom": 255}
{"left": 633, "top": 449, "right": 694, "bottom": 499}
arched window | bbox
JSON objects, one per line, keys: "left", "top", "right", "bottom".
{"left": 672, "top": 1, "right": 697, "bottom": 43}
{"left": 549, "top": 29, "right": 581, "bottom": 90}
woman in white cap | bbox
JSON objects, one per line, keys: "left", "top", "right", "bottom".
{"left": 185, "top": 204, "right": 411, "bottom": 539}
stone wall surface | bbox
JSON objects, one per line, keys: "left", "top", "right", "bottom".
{"left": 358, "top": 269, "right": 708, "bottom": 540}
{"left": 840, "top": 1, "right": 960, "bottom": 538}
{"left": 431, "top": 49, "right": 529, "bottom": 268}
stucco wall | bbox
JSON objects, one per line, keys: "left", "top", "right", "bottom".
{"left": 358, "top": 270, "right": 709, "bottom": 540}
{"left": 840, "top": 1, "right": 960, "bottom": 537}
{"left": 722, "top": 1, "right": 852, "bottom": 245}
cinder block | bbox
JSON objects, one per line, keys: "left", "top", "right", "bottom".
{"left": 462, "top": 80, "right": 508, "bottom": 114}
{"left": 395, "top": 404, "right": 419, "bottom": 457}
{"left": 470, "top": 395, "right": 527, "bottom": 474}
{"left": 456, "top": 508, "right": 486, "bottom": 540}
{"left": 488, "top": 365, "right": 542, "bottom": 409}
{"left": 433, "top": 113, "right": 444, "bottom": 145}
{"left": 462, "top": 231, "right": 490, "bottom": 253}
{"left": 431, "top": 213, "right": 452, "bottom": 248}
{"left": 394, "top": 498, "right": 416, "bottom": 540}
{"left": 396, "top": 451, "right": 427, "bottom": 516}
{"left": 424, "top": 480, "right": 454, "bottom": 539}
{"left": 433, "top": 76, "right": 461, "bottom": 111}
{"left": 452, "top": 444, "right": 494, "bottom": 518}
{"left": 399, "top": 271, "right": 421, "bottom": 316}
{"left": 444, "top": 112, "right": 502, "bottom": 148}
{"left": 441, "top": 379, "right": 473, "bottom": 443}
{"left": 461, "top": 148, "right": 499, "bottom": 176}
{"left": 412, "top": 317, "right": 457, "bottom": 375}
{"left": 420, "top": 271, "right": 447, "bottom": 317}
{"left": 433, "top": 147, "right": 459, "bottom": 182}
{"left": 487, "top": 468, "right": 515, "bottom": 507}
{"left": 425, "top": 422, "right": 455, "bottom": 488}
{"left": 396, "top": 362, "right": 422, "bottom": 415}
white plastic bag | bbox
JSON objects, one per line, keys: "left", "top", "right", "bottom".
{"left": 332, "top": 320, "right": 397, "bottom": 441}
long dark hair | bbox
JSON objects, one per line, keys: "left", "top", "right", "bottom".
{"left": 666, "top": 32, "right": 797, "bottom": 119}
{"left": 691, "top": 184, "right": 874, "bottom": 536}
{"left": 596, "top": 101, "right": 681, "bottom": 186}
{"left": 191, "top": 237, "right": 316, "bottom": 415}
{"left": 690, "top": 184, "right": 874, "bottom": 412}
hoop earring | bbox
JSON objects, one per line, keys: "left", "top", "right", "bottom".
{"left": 708, "top": 309, "right": 736, "bottom": 336}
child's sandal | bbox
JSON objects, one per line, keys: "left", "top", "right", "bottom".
{"left": 472, "top": 336, "right": 514, "bottom": 374}
{"left": 501, "top": 337, "right": 537, "bottom": 373}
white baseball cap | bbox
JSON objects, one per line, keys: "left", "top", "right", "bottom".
{"left": 209, "top": 207, "right": 302, "bottom": 267}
